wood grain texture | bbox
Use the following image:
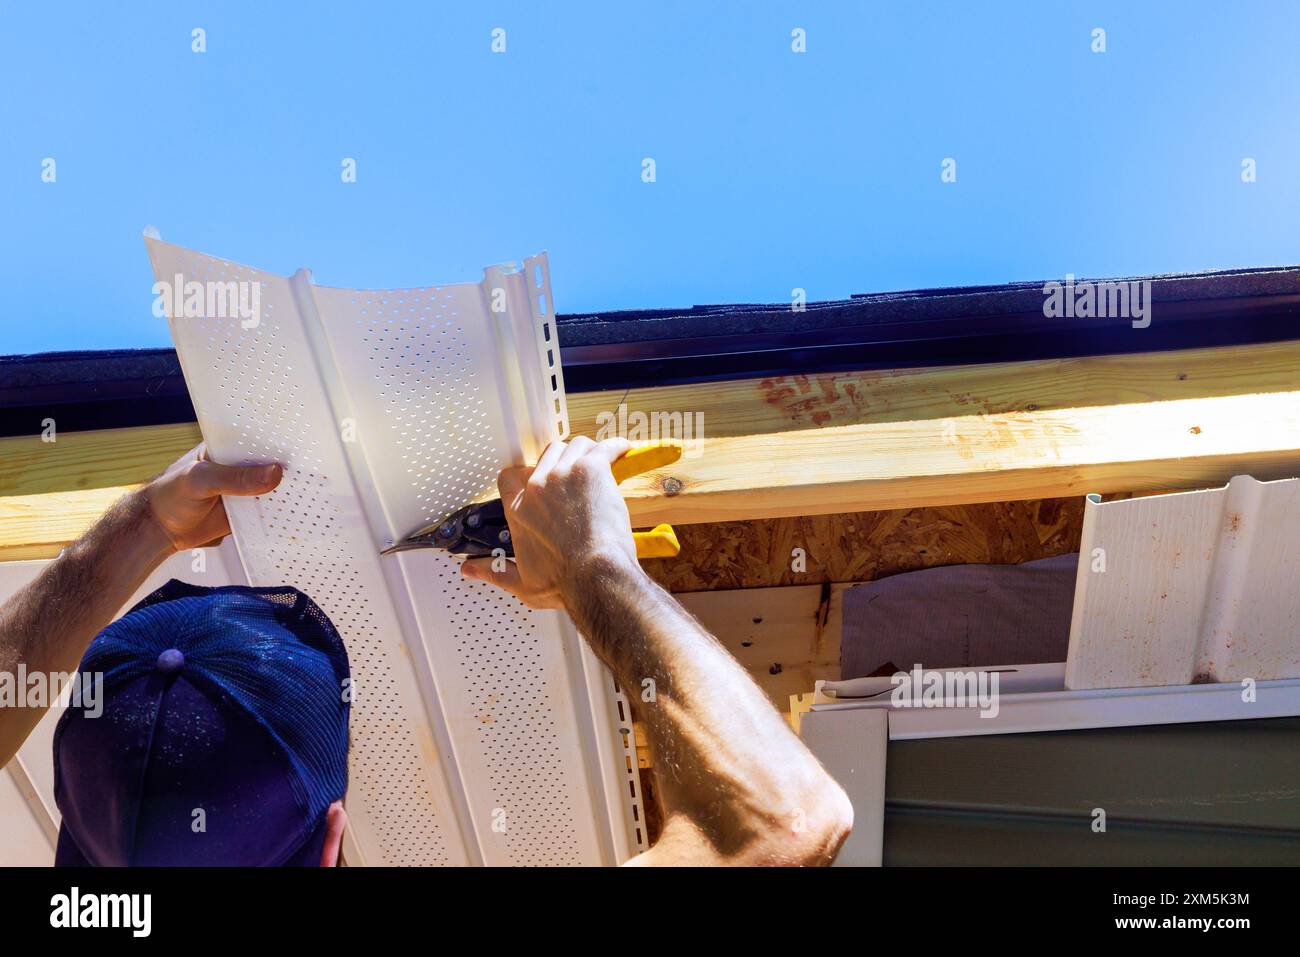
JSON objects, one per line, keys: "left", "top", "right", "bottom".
{"left": 0, "top": 486, "right": 139, "bottom": 560}
{"left": 8, "top": 339, "right": 1300, "bottom": 500}
{"left": 674, "top": 584, "right": 845, "bottom": 712}
{"left": 568, "top": 339, "right": 1300, "bottom": 438}
{"left": 0, "top": 423, "right": 201, "bottom": 497}
{"left": 5, "top": 341, "right": 1296, "bottom": 561}
{"left": 614, "top": 390, "right": 1300, "bottom": 525}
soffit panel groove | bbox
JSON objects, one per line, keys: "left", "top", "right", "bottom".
{"left": 145, "top": 237, "right": 636, "bottom": 866}
{"left": 1067, "top": 475, "right": 1300, "bottom": 690}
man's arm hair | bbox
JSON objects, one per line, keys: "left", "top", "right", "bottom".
{"left": 460, "top": 437, "right": 850, "bottom": 865}
{"left": 0, "top": 491, "right": 172, "bottom": 765}
{"left": 0, "top": 447, "right": 281, "bottom": 766}
{"left": 565, "top": 556, "right": 852, "bottom": 866}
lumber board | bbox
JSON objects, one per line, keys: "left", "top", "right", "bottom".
{"left": 5, "top": 341, "right": 1300, "bottom": 551}
{"left": 674, "top": 584, "right": 845, "bottom": 712}
{"left": 6, "top": 339, "right": 1300, "bottom": 499}
{"left": 0, "top": 422, "right": 201, "bottom": 497}
{"left": 0, "top": 486, "right": 139, "bottom": 561}
{"left": 568, "top": 338, "right": 1300, "bottom": 437}
{"left": 617, "top": 390, "right": 1300, "bottom": 525}
{"left": 7, "top": 390, "right": 1295, "bottom": 553}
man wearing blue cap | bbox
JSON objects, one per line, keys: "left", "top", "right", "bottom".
{"left": 0, "top": 445, "right": 283, "bottom": 768}
{"left": 2, "top": 438, "right": 851, "bottom": 867}
{"left": 0, "top": 446, "right": 349, "bottom": 866}
{"left": 49, "top": 579, "right": 352, "bottom": 866}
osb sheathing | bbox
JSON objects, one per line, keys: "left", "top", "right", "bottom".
{"left": 643, "top": 496, "right": 1087, "bottom": 593}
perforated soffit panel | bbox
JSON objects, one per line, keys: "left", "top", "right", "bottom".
{"left": 1066, "top": 474, "right": 1300, "bottom": 691}
{"left": 145, "top": 234, "right": 644, "bottom": 866}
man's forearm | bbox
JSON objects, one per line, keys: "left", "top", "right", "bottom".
{"left": 564, "top": 555, "right": 851, "bottom": 865}
{"left": 0, "top": 490, "right": 173, "bottom": 764}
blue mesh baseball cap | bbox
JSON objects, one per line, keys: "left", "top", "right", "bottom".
{"left": 52, "top": 580, "right": 351, "bottom": 867}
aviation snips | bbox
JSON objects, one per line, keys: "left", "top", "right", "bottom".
{"left": 381, "top": 442, "right": 682, "bottom": 560}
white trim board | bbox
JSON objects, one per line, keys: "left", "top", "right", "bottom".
{"left": 1067, "top": 474, "right": 1300, "bottom": 690}
{"left": 145, "top": 235, "right": 641, "bottom": 866}
{"left": 810, "top": 664, "right": 1300, "bottom": 740}
{"left": 799, "top": 708, "right": 886, "bottom": 866}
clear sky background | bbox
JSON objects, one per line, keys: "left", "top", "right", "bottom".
{"left": 3, "top": 1, "right": 1299, "bottom": 354}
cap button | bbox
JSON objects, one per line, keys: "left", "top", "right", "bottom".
{"left": 156, "top": 648, "right": 185, "bottom": 674}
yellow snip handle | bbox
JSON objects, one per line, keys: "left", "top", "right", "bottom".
{"left": 632, "top": 523, "right": 680, "bottom": 559}
{"left": 611, "top": 443, "right": 683, "bottom": 560}
{"left": 611, "top": 441, "right": 683, "bottom": 484}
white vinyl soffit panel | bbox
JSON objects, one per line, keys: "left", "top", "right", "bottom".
{"left": 1066, "top": 475, "right": 1300, "bottom": 690}
{"left": 145, "top": 234, "right": 644, "bottom": 866}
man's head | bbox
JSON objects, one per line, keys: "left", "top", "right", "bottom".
{"left": 52, "top": 580, "right": 350, "bottom": 866}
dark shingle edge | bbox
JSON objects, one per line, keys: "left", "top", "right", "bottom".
{"left": 3, "top": 265, "right": 1299, "bottom": 436}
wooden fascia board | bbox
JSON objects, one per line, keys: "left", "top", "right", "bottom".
{"left": 6, "top": 339, "right": 1300, "bottom": 499}
{"left": 3, "top": 340, "right": 1300, "bottom": 555}
{"left": 568, "top": 337, "right": 1300, "bottom": 437}
{"left": 619, "top": 389, "right": 1300, "bottom": 525}
{"left": 0, "top": 486, "right": 140, "bottom": 560}
{"left": 0, "top": 421, "right": 201, "bottom": 498}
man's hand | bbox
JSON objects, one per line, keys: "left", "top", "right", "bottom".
{"left": 143, "top": 444, "right": 283, "bottom": 552}
{"left": 0, "top": 444, "right": 282, "bottom": 765}
{"left": 457, "top": 436, "right": 852, "bottom": 866}
{"left": 461, "top": 436, "right": 633, "bottom": 608}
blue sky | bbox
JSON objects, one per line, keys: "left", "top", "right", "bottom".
{"left": 3, "top": 1, "right": 1299, "bottom": 353}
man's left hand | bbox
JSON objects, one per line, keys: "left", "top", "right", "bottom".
{"left": 143, "top": 444, "right": 283, "bottom": 552}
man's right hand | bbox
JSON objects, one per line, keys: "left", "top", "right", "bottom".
{"left": 464, "top": 435, "right": 853, "bottom": 866}
{"left": 461, "top": 437, "right": 636, "bottom": 609}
